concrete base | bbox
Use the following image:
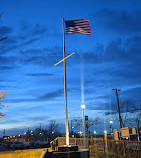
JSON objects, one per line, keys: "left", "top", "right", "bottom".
{"left": 44, "top": 145, "right": 89, "bottom": 158}
{"left": 44, "top": 149, "right": 89, "bottom": 158}
{"left": 58, "top": 145, "right": 78, "bottom": 152}
{"left": 54, "top": 149, "right": 89, "bottom": 158}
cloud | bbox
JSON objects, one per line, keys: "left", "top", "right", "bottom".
{"left": 0, "top": 55, "right": 18, "bottom": 66}
{"left": 20, "top": 46, "right": 64, "bottom": 67}
{"left": 19, "top": 22, "right": 47, "bottom": 38}
{"left": 0, "top": 26, "right": 13, "bottom": 36}
{"left": 81, "top": 35, "right": 141, "bottom": 68}
{"left": 26, "top": 73, "right": 54, "bottom": 77}
{"left": 7, "top": 89, "right": 64, "bottom": 103}
{"left": 0, "top": 22, "right": 48, "bottom": 55}
{"left": 95, "top": 8, "right": 141, "bottom": 34}
{"left": 39, "top": 89, "right": 64, "bottom": 100}
{"left": 105, "top": 111, "right": 117, "bottom": 115}
{"left": 122, "top": 86, "right": 141, "bottom": 99}
{"left": 0, "top": 66, "right": 16, "bottom": 70}
{"left": 87, "top": 102, "right": 109, "bottom": 111}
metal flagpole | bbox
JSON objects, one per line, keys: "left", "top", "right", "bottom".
{"left": 62, "top": 18, "right": 69, "bottom": 146}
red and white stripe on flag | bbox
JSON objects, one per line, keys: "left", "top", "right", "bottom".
{"left": 65, "top": 19, "right": 91, "bottom": 35}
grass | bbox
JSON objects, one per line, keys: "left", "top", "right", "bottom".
{"left": 11, "top": 148, "right": 44, "bottom": 158}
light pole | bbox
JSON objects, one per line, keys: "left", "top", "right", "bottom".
{"left": 81, "top": 104, "right": 85, "bottom": 137}
{"left": 110, "top": 121, "right": 113, "bottom": 133}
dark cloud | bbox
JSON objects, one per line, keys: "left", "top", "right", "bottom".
{"left": 0, "top": 55, "right": 18, "bottom": 66}
{"left": 26, "top": 73, "right": 54, "bottom": 77}
{"left": 0, "top": 37, "right": 40, "bottom": 54}
{"left": 95, "top": 8, "right": 141, "bottom": 34}
{"left": 0, "top": 26, "right": 13, "bottom": 36}
{"left": 82, "top": 35, "right": 141, "bottom": 72}
{"left": 20, "top": 47, "right": 64, "bottom": 67}
{"left": 39, "top": 89, "right": 64, "bottom": 100}
{"left": 0, "top": 22, "right": 47, "bottom": 55}
{"left": 87, "top": 102, "right": 109, "bottom": 111}
{"left": 105, "top": 111, "right": 117, "bottom": 115}
{"left": 7, "top": 89, "right": 64, "bottom": 103}
{"left": 21, "top": 37, "right": 40, "bottom": 46}
{"left": 122, "top": 87, "right": 141, "bottom": 99}
{"left": 0, "top": 66, "right": 16, "bottom": 70}
{"left": 19, "top": 22, "right": 47, "bottom": 38}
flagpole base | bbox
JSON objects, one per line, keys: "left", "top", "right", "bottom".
{"left": 44, "top": 146, "right": 89, "bottom": 158}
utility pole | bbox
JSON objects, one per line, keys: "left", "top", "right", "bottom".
{"left": 28, "top": 128, "right": 30, "bottom": 142}
{"left": 3, "top": 129, "right": 5, "bottom": 136}
{"left": 112, "top": 88, "right": 123, "bottom": 128}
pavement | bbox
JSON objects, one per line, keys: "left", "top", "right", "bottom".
{"left": 0, "top": 151, "right": 15, "bottom": 158}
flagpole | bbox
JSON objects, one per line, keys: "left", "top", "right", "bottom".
{"left": 62, "top": 18, "right": 69, "bottom": 146}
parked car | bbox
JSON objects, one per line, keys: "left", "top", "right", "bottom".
{"left": 4, "top": 141, "right": 14, "bottom": 149}
{"left": 10, "top": 142, "right": 25, "bottom": 149}
{"left": 29, "top": 141, "right": 35, "bottom": 148}
{"left": 22, "top": 142, "right": 30, "bottom": 148}
{"left": 0, "top": 142, "right": 3, "bottom": 146}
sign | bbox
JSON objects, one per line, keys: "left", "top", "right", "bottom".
{"left": 85, "top": 116, "right": 88, "bottom": 120}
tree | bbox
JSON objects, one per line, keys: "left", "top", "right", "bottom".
{"left": 72, "top": 117, "right": 101, "bottom": 132}
{"left": 112, "top": 99, "right": 141, "bottom": 128}
{"left": 85, "top": 117, "right": 101, "bottom": 132}
{"left": 0, "top": 90, "right": 8, "bottom": 120}
{"left": 127, "top": 100, "right": 141, "bottom": 130}
{"left": 48, "top": 120, "right": 61, "bottom": 138}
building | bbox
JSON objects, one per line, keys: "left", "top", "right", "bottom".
{"left": 3, "top": 135, "right": 27, "bottom": 142}
{"left": 114, "top": 126, "right": 140, "bottom": 141}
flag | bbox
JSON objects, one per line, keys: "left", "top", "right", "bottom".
{"left": 65, "top": 19, "right": 91, "bottom": 35}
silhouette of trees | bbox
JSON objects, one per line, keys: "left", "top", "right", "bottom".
{"left": 33, "top": 120, "right": 61, "bottom": 140}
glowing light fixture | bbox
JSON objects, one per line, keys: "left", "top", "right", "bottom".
{"left": 110, "top": 121, "right": 113, "bottom": 124}
{"left": 81, "top": 104, "right": 85, "bottom": 109}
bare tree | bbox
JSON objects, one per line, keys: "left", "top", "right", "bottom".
{"left": 72, "top": 117, "right": 101, "bottom": 132}
{"left": 48, "top": 120, "right": 61, "bottom": 138}
{"left": 0, "top": 90, "right": 8, "bottom": 120}
{"left": 127, "top": 100, "right": 141, "bottom": 130}
{"left": 48, "top": 120, "right": 59, "bottom": 133}
{"left": 112, "top": 99, "right": 141, "bottom": 128}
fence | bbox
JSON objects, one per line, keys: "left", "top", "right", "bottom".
{"left": 55, "top": 137, "right": 141, "bottom": 158}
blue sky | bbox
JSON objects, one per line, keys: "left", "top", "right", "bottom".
{"left": 0, "top": 0, "right": 141, "bottom": 136}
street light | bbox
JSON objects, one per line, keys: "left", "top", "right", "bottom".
{"left": 81, "top": 104, "right": 85, "bottom": 109}
{"left": 81, "top": 104, "right": 85, "bottom": 137}
{"left": 104, "top": 130, "right": 107, "bottom": 134}
{"left": 94, "top": 131, "right": 96, "bottom": 134}
{"left": 110, "top": 121, "right": 113, "bottom": 133}
{"left": 110, "top": 121, "right": 113, "bottom": 124}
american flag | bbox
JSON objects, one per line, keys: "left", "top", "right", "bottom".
{"left": 65, "top": 19, "right": 91, "bottom": 35}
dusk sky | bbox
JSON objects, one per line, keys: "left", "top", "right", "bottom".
{"left": 0, "top": 0, "right": 141, "bottom": 136}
